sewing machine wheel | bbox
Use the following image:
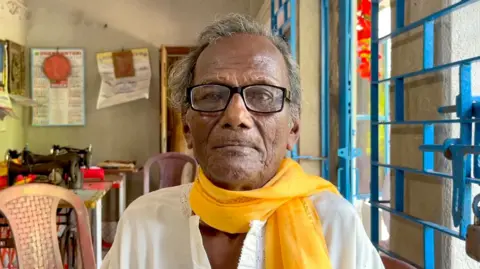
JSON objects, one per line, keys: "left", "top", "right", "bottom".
{"left": 69, "top": 162, "right": 84, "bottom": 189}
{"left": 49, "top": 169, "right": 64, "bottom": 185}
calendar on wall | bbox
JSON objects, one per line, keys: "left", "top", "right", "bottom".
{"left": 30, "top": 48, "right": 86, "bottom": 126}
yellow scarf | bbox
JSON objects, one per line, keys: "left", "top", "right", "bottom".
{"left": 189, "top": 158, "right": 339, "bottom": 268}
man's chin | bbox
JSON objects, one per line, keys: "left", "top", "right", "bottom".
{"left": 203, "top": 157, "right": 263, "bottom": 187}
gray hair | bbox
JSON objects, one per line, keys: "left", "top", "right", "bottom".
{"left": 168, "top": 13, "right": 301, "bottom": 120}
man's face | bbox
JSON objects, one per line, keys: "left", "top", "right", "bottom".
{"left": 183, "top": 34, "right": 300, "bottom": 190}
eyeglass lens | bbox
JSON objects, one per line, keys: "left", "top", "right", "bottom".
{"left": 191, "top": 85, "right": 284, "bottom": 113}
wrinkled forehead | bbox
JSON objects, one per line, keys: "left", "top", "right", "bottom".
{"left": 193, "top": 34, "right": 289, "bottom": 87}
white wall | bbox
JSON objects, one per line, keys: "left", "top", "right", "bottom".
{"left": 0, "top": 0, "right": 27, "bottom": 154}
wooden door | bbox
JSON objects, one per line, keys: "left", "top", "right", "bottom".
{"left": 159, "top": 46, "right": 194, "bottom": 154}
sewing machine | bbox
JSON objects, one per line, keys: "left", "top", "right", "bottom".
{"left": 4, "top": 145, "right": 90, "bottom": 189}
{"left": 6, "top": 161, "right": 68, "bottom": 187}
{"left": 51, "top": 144, "right": 92, "bottom": 168}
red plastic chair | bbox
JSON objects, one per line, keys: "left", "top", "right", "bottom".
{"left": 143, "top": 152, "right": 198, "bottom": 193}
{"left": 0, "top": 183, "right": 95, "bottom": 269}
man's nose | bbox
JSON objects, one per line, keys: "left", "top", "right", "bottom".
{"left": 219, "top": 94, "right": 253, "bottom": 129}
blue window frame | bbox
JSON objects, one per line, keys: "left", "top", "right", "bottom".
{"left": 337, "top": 0, "right": 357, "bottom": 202}
{"left": 370, "top": 0, "right": 480, "bottom": 267}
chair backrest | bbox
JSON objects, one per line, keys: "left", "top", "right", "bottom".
{"left": 0, "top": 183, "right": 95, "bottom": 269}
{"left": 143, "top": 152, "right": 198, "bottom": 193}
{"left": 381, "top": 254, "right": 417, "bottom": 269}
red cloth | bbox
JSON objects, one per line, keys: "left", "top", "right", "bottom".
{"left": 81, "top": 167, "right": 105, "bottom": 180}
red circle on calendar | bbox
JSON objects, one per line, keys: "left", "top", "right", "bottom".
{"left": 42, "top": 53, "right": 71, "bottom": 82}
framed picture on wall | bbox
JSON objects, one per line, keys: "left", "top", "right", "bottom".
{"left": 0, "top": 40, "right": 6, "bottom": 90}
{"left": 6, "top": 40, "right": 26, "bottom": 96}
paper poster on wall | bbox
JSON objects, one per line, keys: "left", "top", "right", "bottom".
{"left": 0, "top": 41, "right": 13, "bottom": 121}
{"left": 6, "top": 40, "right": 26, "bottom": 96}
{"left": 0, "top": 87, "right": 13, "bottom": 121}
{"left": 30, "top": 48, "right": 86, "bottom": 126}
{"left": 0, "top": 41, "right": 5, "bottom": 85}
{"left": 96, "top": 48, "right": 151, "bottom": 109}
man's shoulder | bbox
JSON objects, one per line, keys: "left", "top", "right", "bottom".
{"left": 309, "top": 191, "right": 359, "bottom": 226}
{"left": 309, "top": 192, "right": 385, "bottom": 268}
{"left": 122, "top": 183, "right": 192, "bottom": 220}
{"left": 102, "top": 184, "right": 194, "bottom": 269}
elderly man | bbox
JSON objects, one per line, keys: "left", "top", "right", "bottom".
{"left": 101, "top": 14, "right": 384, "bottom": 269}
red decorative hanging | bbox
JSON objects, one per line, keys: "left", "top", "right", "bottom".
{"left": 357, "top": 0, "right": 381, "bottom": 80}
{"left": 42, "top": 52, "right": 71, "bottom": 83}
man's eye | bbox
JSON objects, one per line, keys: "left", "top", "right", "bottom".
{"left": 195, "top": 92, "right": 223, "bottom": 102}
{"left": 258, "top": 92, "right": 273, "bottom": 99}
{"left": 249, "top": 90, "right": 273, "bottom": 101}
{"left": 202, "top": 93, "right": 222, "bottom": 100}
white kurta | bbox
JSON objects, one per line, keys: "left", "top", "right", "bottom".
{"left": 101, "top": 183, "right": 385, "bottom": 269}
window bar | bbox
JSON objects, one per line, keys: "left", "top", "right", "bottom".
{"left": 423, "top": 226, "right": 435, "bottom": 269}
{"left": 394, "top": 0, "right": 406, "bottom": 214}
{"left": 321, "top": 0, "right": 330, "bottom": 179}
{"left": 288, "top": 0, "right": 299, "bottom": 162}
{"left": 338, "top": 0, "right": 354, "bottom": 202}
{"left": 458, "top": 63, "right": 473, "bottom": 237}
{"left": 474, "top": 103, "right": 480, "bottom": 179}
{"left": 423, "top": 124, "right": 435, "bottom": 171}
{"left": 370, "top": 0, "right": 380, "bottom": 246}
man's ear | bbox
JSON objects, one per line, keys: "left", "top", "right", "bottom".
{"left": 287, "top": 119, "right": 300, "bottom": 151}
{"left": 182, "top": 113, "right": 194, "bottom": 149}
{"left": 183, "top": 122, "right": 194, "bottom": 149}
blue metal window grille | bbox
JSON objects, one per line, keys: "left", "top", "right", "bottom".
{"left": 320, "top": 0, "right": 330, "bottom": 178}
{"left": 370, "top": 0, "right": 480, "bottom": 267}
{"left": 271, "top": 0, "right": 330, "bottom": 178}
{"left": 337, "top": 0, "right": 360, "bottom": 201}
{"left": 354, "top": 13, "right": 391, "bottom": 202}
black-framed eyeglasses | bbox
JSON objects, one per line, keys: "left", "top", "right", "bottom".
{"left": 186, "top": 84, "right": 291, "bottom": 113}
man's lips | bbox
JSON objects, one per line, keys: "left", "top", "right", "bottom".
{"left": 212, "top": 141, "right": 258, "bottom": 150}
